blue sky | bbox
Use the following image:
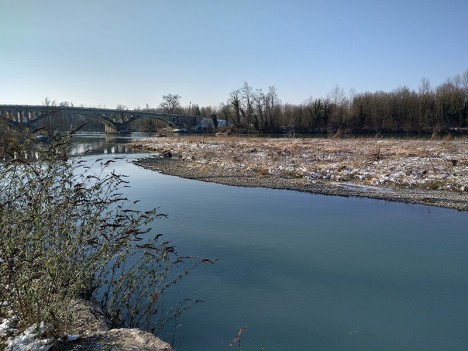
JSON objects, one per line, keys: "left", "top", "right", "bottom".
{"left": 1, "top": 0, "right": 467, "bottom": 109}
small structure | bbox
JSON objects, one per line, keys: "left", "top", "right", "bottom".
{"left": 192, "top": 118, "right": 228, "bottom": 132}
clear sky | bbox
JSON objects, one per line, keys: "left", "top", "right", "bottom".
{"left": 1, "top": 0, "right": 467, "bottom": 109}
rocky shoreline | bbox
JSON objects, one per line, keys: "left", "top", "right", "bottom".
{"left": 131, "top": 136, "right": 468, "bottom": 212}
{"left": 52, "top": 299, "right": 173, "bottom": 351}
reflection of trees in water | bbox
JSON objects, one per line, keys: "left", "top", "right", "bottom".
{"left": 0, "top": 121, "right": 146, "bottom": 161}
{"left": 3, "top": 141, "right": 135, "bottom": 161}
{"left": 1, "top": 149, "right": 40, "bottom": 161}
{"left": 69, "top": 136, "right": 144, "bottom": 156}
{"left": 69, "top": 141, "right": 135, "bottom": 155}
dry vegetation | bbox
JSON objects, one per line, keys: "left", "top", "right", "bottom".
{"left": 132, "top": 135, "right": 468, "bottom": 211}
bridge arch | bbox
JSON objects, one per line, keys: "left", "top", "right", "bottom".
{"left": 1, "top": 105, "right": 199, "bottom": 133}
{"left": 28, "top": 112, "right": 119, "bottom": 132}
{"left": 125, "top": 115, "right": 177, "bottom": 128}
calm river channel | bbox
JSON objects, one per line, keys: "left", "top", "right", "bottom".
{"left": 72, "top": 133, "right": 468, "bottom": 351}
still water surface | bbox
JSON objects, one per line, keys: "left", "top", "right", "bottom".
{"left": 73, "top": 133, "right": 468, "bottom": 351}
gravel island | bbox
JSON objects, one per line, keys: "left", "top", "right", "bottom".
{"left": 131, "top": 136, "right": 468, "bottom": 211}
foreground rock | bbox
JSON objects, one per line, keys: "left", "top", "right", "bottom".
{"left": 132, "top": 136, "right": 468, "bottom": 211}
{"left": 52, "top": 299, "right": 172, "bottom": 351}
{"left": 54, "top": 329, "right": 172, "bottom": 351}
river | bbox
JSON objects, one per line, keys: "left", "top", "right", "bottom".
{"left": 72, "top": 133, "right": 468, "bottom": 351}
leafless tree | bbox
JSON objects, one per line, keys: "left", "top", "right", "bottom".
{"left": 229, "top": 90, "right": 242, "bottom": 126}
{"left": 160, "top": 94, "right": 182, "bottom": 114}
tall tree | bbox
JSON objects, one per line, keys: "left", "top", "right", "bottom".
{"left": 264, "top": 86, "right": 281, "bottom": 130}
{"left": 160, "top": 94, "right": 182, "bottom": 114}
{"left": 240, "top": 82, "right": 255, "bottom": 130}
{"left": 230, "top": 90, "right": 242, "bottom": 126}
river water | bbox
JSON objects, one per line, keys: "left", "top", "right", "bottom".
{"left": 72, "top": 133, "right": 468, "bottom": 351}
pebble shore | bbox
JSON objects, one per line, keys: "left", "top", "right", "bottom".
{"left": 131, "top": 136, "right": 468, "bottom": 212}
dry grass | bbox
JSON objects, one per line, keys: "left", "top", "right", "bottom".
{"left": 132, "top": 136, "right": 468, "bottom": 192}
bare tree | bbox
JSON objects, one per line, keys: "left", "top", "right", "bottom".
{"left": 240, "top": 82, "right": 255, "bottom": 130}
{"left": 230, "top": 90, "right": 242, "bottom": 126}
{"left": 42, "top": 97, "right": 56, "bottom": 107}
{"left": 461, "top": 70, "right": 468, "bottom": 95}
{"left": 160, "top": 94, "right": 182, "bottom": 114}
{"left": 264, "top": 86, "right": 281, "bottom": 130}
{"left": 253, "top": 88, "right": 265, "bottom": 130}
{"left": 222, "top": 70, "right": 468, "bottom": 134}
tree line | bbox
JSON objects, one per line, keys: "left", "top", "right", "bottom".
{"left": 37, "top": 70, "right": 468, "bottom": 134}
{"left": 161, "top": 70, "right": 465, "bottom": 134}
{"left": 211, "top": 71, "right": 468, "bottom": 134}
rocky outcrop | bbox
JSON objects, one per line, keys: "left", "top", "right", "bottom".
{"left": 54, "top": 328, "right": 172, "bottom": 351}
{"left": 52, "top": 299, "right": 172, "bottom": 351}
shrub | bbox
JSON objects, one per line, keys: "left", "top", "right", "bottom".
{"left": 0, "top": 125, "right": 204, "bottom": 344}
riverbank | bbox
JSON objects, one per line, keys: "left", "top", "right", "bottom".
{"left": 131, "top": 136, "right": 468, "bottom": 211}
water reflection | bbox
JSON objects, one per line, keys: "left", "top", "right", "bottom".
{"left": 70, "top": 132, "right": 155, "bottom": 156}
{"left": 71, "top": 134, "right": 468, "bottom": 351}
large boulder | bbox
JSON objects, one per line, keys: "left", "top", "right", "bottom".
{"left": 53, "top": 299, "right": 172, "bottom": 351}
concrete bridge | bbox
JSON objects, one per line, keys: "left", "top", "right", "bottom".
{"left": 0, "top": 105, "right": 201, "bottom": 133}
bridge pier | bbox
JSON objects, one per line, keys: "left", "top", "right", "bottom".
{"left": 3, "top": 109, "right": 42, "bottom": 123}
{"left": 104, "top": 124, "right": 118, "bottom": 134}
{"left": 104, "top": 123, "right": 130, "bottom": 134}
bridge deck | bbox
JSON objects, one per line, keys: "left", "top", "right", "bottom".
{"left": 0, "top": 105, "right": 201, "bottom": 133}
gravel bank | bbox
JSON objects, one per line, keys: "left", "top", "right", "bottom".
{"left": 131, "top": 136, "right": 468, "bottom": 211}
